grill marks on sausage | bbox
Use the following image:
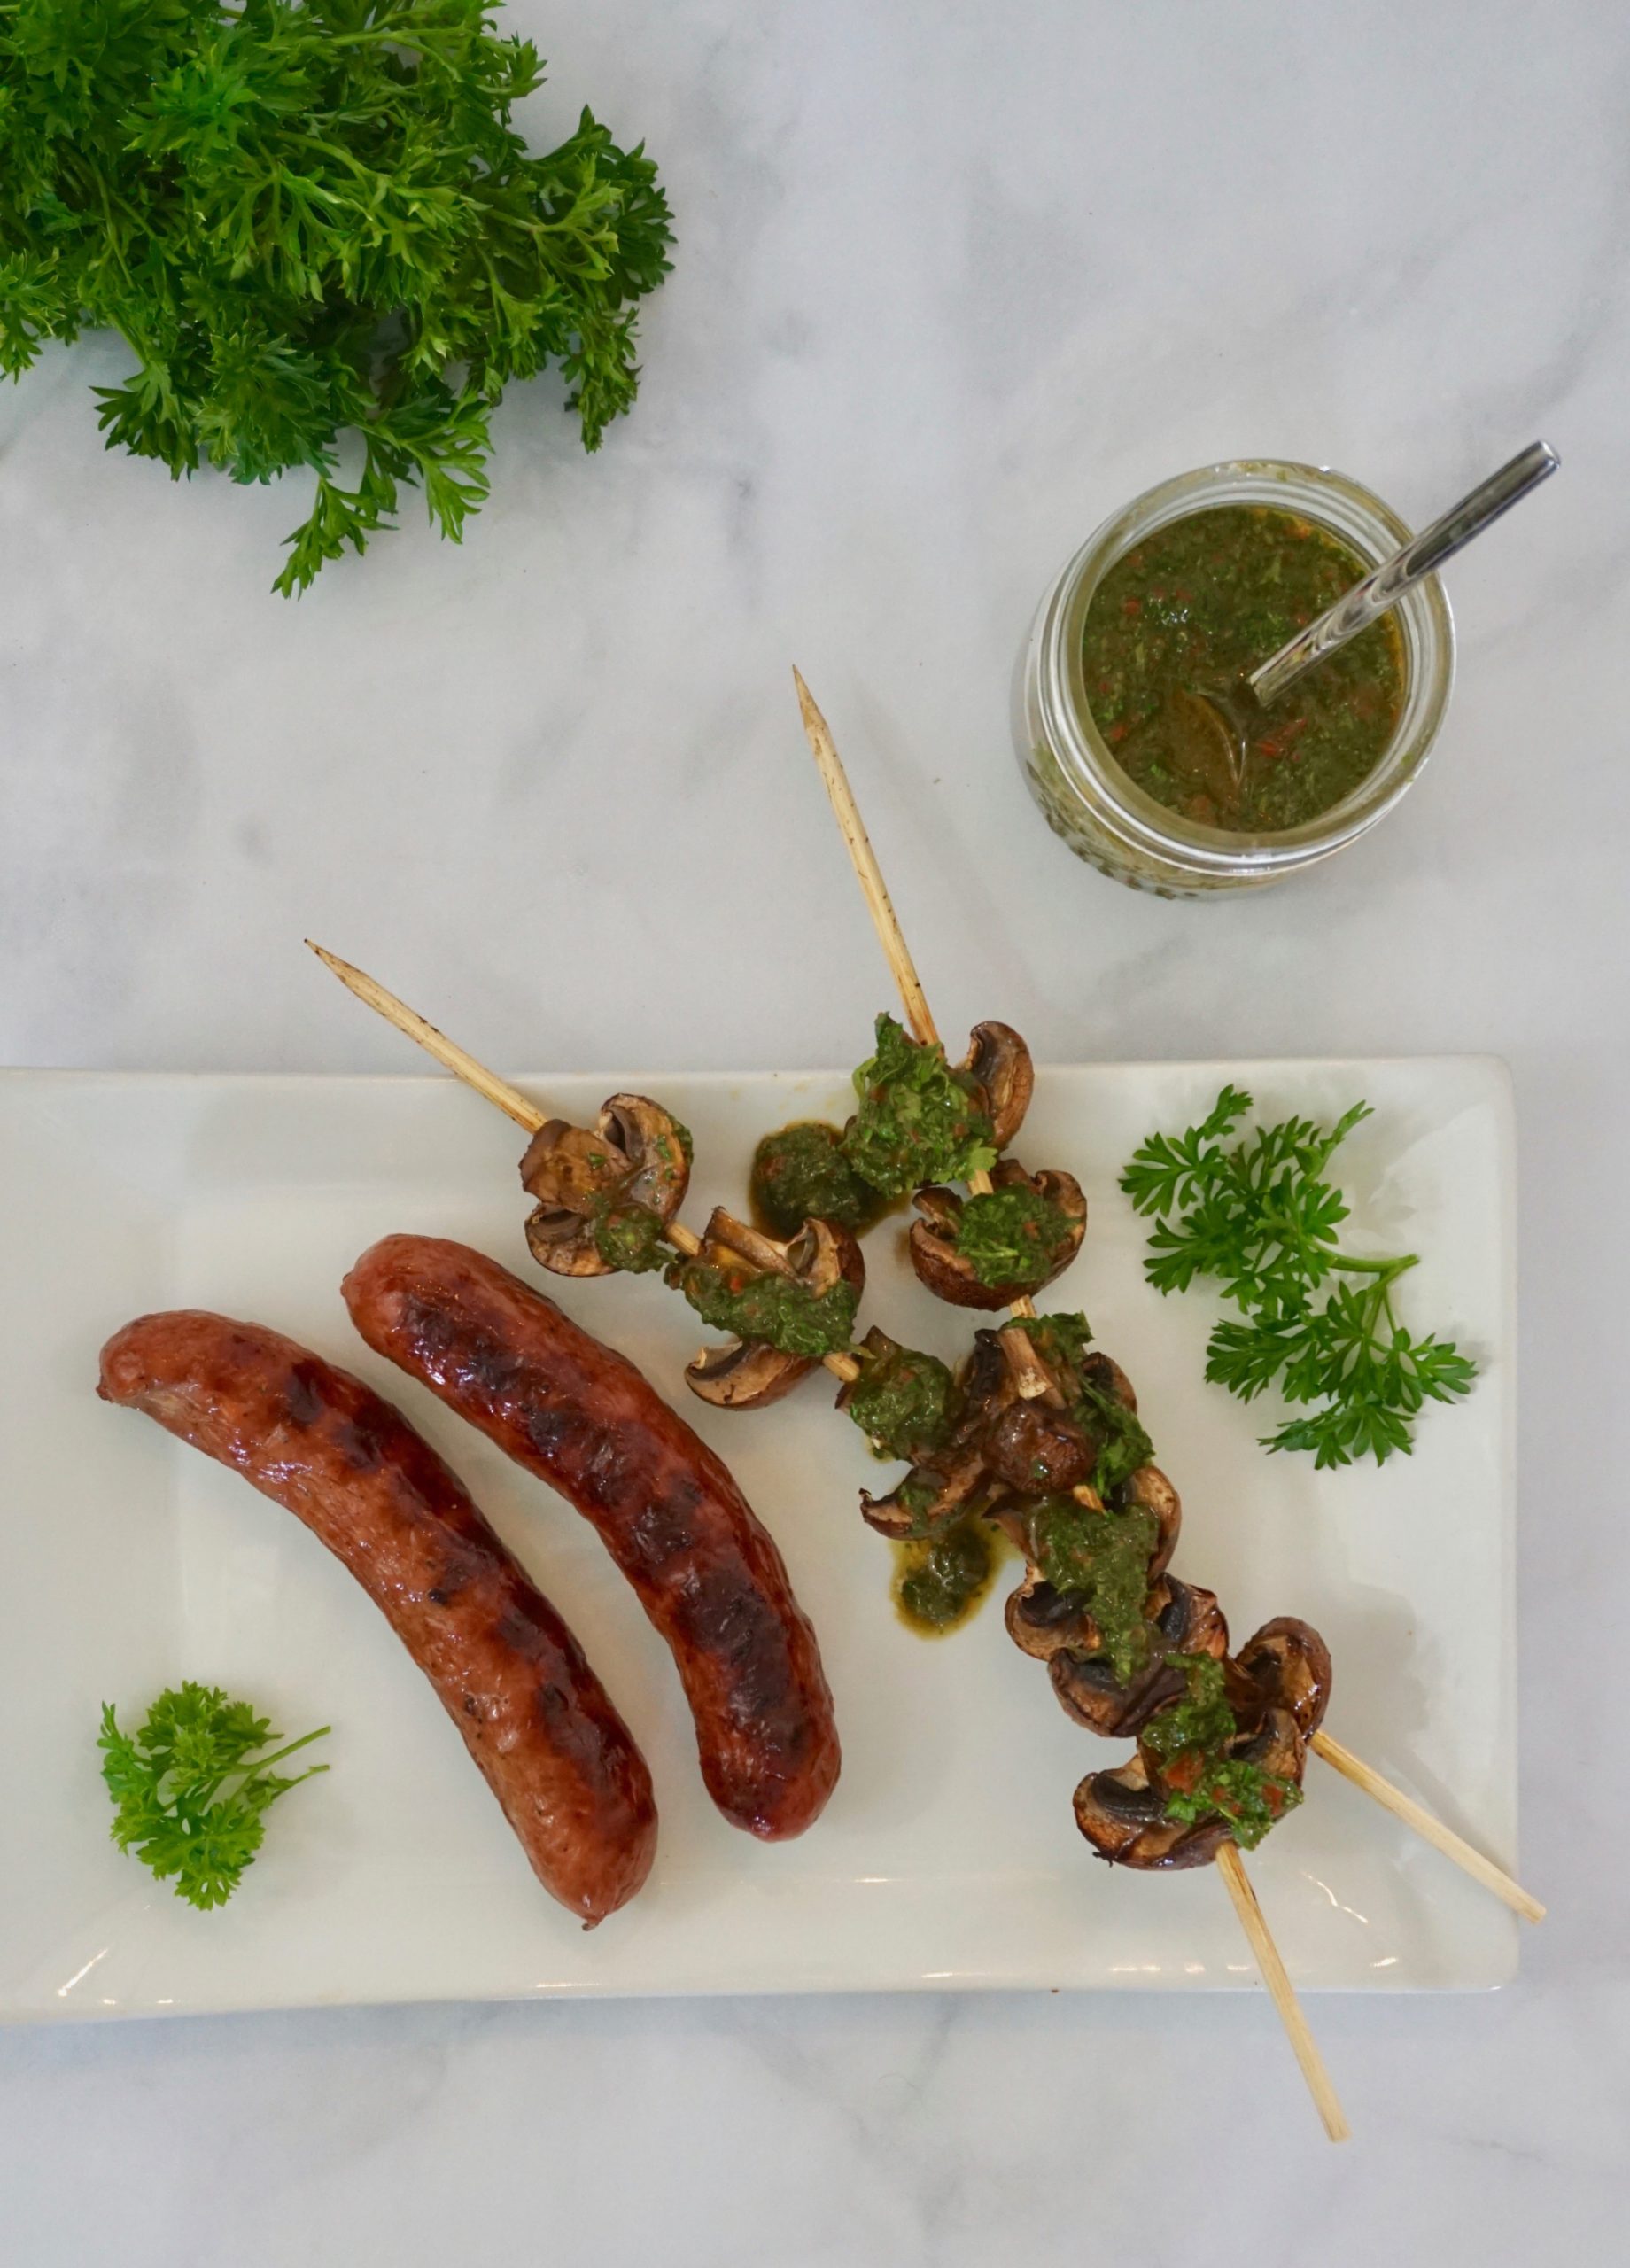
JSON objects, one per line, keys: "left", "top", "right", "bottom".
{"left": 404, "top": 1287, "right": 811, "bottom": 1756}
{"left": 97, "top": 1310, "right": 658, "bottom": 1924}
{"left": 344, "top": 1240, "right": 842, "bottom": 1840}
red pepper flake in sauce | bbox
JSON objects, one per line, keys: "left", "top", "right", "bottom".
{"left": 1080, "top": 503, "right": 1406, "bottom": 832}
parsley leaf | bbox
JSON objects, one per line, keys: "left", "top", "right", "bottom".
{"left": 1122, "top": 1091, "right": 1477, "bottom": 1468}
{"left": 99, "top": 1682, "right": 330, "bottom": 1909}
{"left": 0, "top": 1, "right": 674, "bottom": 592}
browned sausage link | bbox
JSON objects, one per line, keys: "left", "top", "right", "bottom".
{"left": 342, "top": 1236, "right": 842, "bottom": 1841}
{"left": 97, "top": 1312, "right": 657, "bottom": 1927}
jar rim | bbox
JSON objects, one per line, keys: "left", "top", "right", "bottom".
{"left": 1033, "top": 459, "right": 1456, "bottom": 876}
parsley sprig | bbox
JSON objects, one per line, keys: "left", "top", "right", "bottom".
{"left": 0, "top": 0, "right": 673, "bottom": 592}
{"left": 1121, "top": 1087, "right": 1476, "bottom": 1469}
{"left": 99, "top": 1683, "right": 330, "bottom": 1909}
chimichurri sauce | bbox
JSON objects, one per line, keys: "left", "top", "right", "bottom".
{"left": 892, "top": 1518, "right": 1012, "bottom": 1637}
{"left": 749, "top": 1120, "right": 887, "bottom": 1240}
{"left": 1080, "top": 505, "right": 1406, "bottom": 832}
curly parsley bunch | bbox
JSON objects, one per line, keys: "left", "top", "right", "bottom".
{"left": 0, "top": 0, "right": 673, "bottom": 592}
{"left": 1122, "top": 1086, "right": 1477, "bottom": 1469}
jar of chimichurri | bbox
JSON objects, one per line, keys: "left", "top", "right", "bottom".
{"left": 1017, "top": 461, "right": 1455, "bottom": 896}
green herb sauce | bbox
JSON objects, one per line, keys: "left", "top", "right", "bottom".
{"left": 1141, "top": 1654, "right": 1302, "bottom": 1851}
{"left": 750, "top": 1121, "right": 885, "bottom": 1239}
{"left": 893, "top": 1518, "right": 1005, "bottom": 1635}
{"left": 1023, "top": 1496, "right": 1159, "bottom": 1683}
{"left": 1009, "top": 1313, "right": 1154, "bottom": 1495}
{"left": 673, "top": 1261, "right": 858, "bottom": 1360}
{"left": 1081, "top": 505, "right": 1406, "bottom": 833}
{"left": 954, "top": 1185, "right": 1076, "bottom": 1291}
{"left": 844, "top": 1014, "right": 997, "bottom": 1199}
{"left": 591, "top": 1202, "right": 669, "bottom": 1274}
{"left": 845, "top": 1344, "right": 959, "bottom": 1464}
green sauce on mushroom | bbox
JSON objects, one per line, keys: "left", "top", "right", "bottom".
{"left": 750, "top": 1121, "right": 885, "bottom": 1239}
{"left": 1142, "top": 1654, "right": 1303, "bottom": 1850}
{"left": 843, "top": 1014, "right": 997, "bottom": 1198}
{"left": 1006, "top": 1314, "right": 1154, "bottom": 1495}
{"left": 1023, "top": 1495, "right": 1160, "bottom": 1683}
{"left": 590, "top": 1202, "right": 670, "bottom": 1274}
{"left": 673, "top": 1260, "right": 858, "bottom": 1360}
{"left": 844, "top": 1342, "right": 959, "bottom": 1464}
{"left": 954, "top": 1185, "right": 1078, "bottom": 1291}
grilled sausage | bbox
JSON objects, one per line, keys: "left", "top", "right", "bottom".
{"left": 342, "top": 1236, "right": 842, "bottom": 1841}
{"left": 97, "top": 1312, "right": 657, "bottom": 1926}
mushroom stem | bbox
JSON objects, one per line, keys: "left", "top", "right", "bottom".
{"left": 998, "top": 1325, "right": 1064, "bottom": 1404}
{"left": 1215, "top": 1845, "right": 1350, "bottom": 2143}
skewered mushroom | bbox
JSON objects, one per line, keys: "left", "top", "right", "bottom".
{"left": 1072, "top": 1754, "right": 1236, "bottom": 1870}
{"left": 1045, "top": 1578, "right": 1229, "bottom": 1737}
{"left": 683, "top": 1208, "right": 865, "bottom": 1411}
{"left": 908, "top": 1160, "right": 1086, "bottom": 1310}
{"left": 860, "top": 1444, "right": 990, "bottom": 1541}
{"left": 520, "top": 1093, "right": 691, "bottom": 1277}
{"left": 857, "top": 1324, "right": 1028, "bottom": 1537}
{"left": 1232, "top": 1618, "right": 1333, "bottom": 1736}
{"left": 960, "top": 1022, "right": 1034, "bottom": 1149}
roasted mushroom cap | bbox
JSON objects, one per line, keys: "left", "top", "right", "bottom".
{"left": 1050, "top": 1638, "right": 1182, "bottom": 1739}
{"left": 1151, "top": 1576, "right": 1230, "bottom": 1663}
{"left": 861, "top": 1445, "right": 990, "bottom": 1542}
{"left": 686, "top": 1336, "right": 812, "bottom": 1410}
{"left": 520, "top": 1092, "right": 690, "bottom": 1278}
{"left": 1072, "top": 1754, "right": 1234, "bottom": 1869}
{"left": 908, "top": 1160, "right": 1086, "bottom": 1310}
{"left": 1232, "top": 1617, "right": 1333, "bottom": 1738}
{"left": 1045, "top": 1577, "right": 1229, "bottom": 1737}
{"left": 683, "top": 1208, "right": 865, "bottom": 1413}
{"left": 1082, "top": 1350, "right": 1137, "bottom": 1412}
{"left": 984, "top": 1400, "right": 1097, "bottom": 1495}
{"left": 1122, "top": 1464, "right": 1182, "bottom": 1581}
{"left": 960, "top": 1022, "right": 1034, "bottom": 1150}
{"left": 1003, "top": 1569, "right": 1092, "bottom": 1665}
{"left": 1223, "top": 1705, "right": 1308, "bottom": 1790}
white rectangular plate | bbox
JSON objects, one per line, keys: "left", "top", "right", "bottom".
{"left": 0, "top": 1060, "right": 1517, "bottom": 2020}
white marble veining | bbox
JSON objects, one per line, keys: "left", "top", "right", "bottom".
{"left": 4, "top": 0, "right": 1628, "bottom": 2257}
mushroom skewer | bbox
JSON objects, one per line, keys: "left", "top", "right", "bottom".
{"left": 788, "top": 672, "right": 1545, "bottom": 1923}
{"left": 306, "top": 943, "right": 865, "bottom": 1393}
{"left": 793, "top": 677, "right": 1351, "bottom": 2135}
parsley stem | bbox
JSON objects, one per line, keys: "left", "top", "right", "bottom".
{"left": 1328, "top": 1253, "right": 1417, "bottom": 1281}
{"left": 246, "top": 1725, "right": 333, "bottom": 1774}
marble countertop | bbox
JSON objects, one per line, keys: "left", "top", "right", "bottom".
{"left": 4, "top": 0, "right": 1627, "bottom": 2256}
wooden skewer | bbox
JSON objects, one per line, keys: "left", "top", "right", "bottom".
{"left": 305, "top": 941, "right": 860, "bottom": 1381}
{"left": 791, "top": 671, "right": 1040, "bottom": 1321}
{"left": 1216, "top": 1845, "right": 1350, "bottom": 2142}
{"left": 788, "top": 680, "right": 1548, "bottom": 1928}
{"left": 791, "top": 672, "right": 1346, "bottom": 2137}
{"left": 1309, "top": 1731, "right": 1544, "bottom": 1923}
{"left": 308, "top": 943, "right": 547, "bottom": 1136}
{"left": 794, "top": 671, "right": 940, "bottom": 1051}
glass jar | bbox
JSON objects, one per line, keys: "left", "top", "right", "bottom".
{"left": 1016, "top": 460, "right": 1455, "bottom": 896}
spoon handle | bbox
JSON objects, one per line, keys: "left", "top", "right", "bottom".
{"left": 1247, "top": 440, "right": 1560, "bottom": 708}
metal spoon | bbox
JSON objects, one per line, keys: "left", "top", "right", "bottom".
{"left": 1245, "top": 439, "right": 1559, "bottom": 708}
